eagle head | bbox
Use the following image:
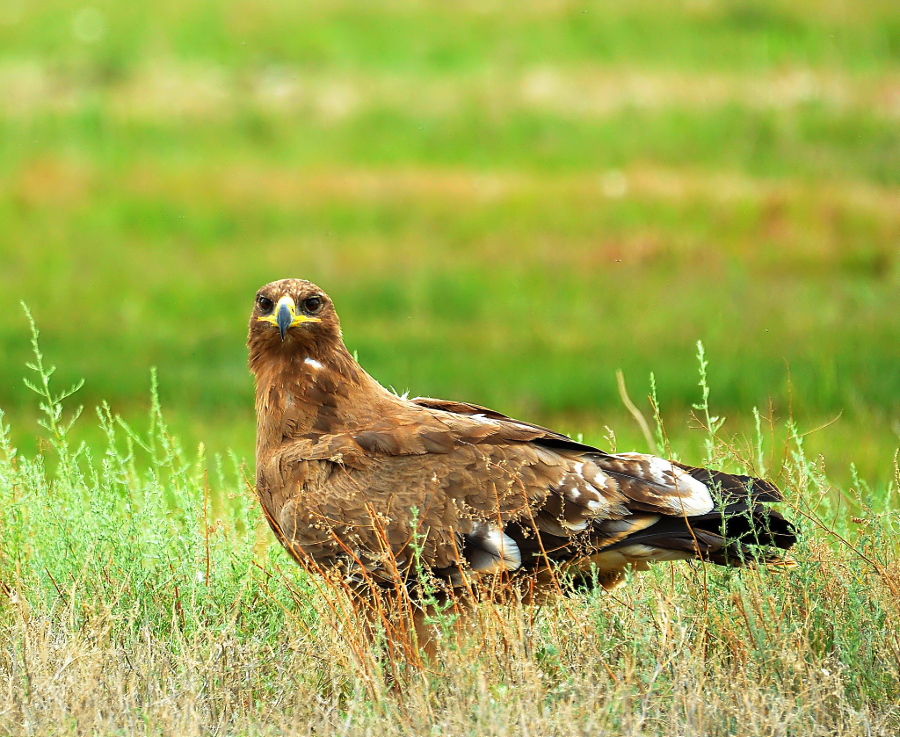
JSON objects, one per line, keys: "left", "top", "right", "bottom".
{"left": 247, "top": 278, "right": 341, "bottom": 356}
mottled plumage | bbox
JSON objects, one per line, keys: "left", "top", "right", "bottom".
{"left": 248, "top": 279, "right": 796, "bottom": 597}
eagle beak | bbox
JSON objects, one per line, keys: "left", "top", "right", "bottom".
{"left": 257, "top": 295, "right": 321, "bottom": 340}
{"left": 276, "top": 300, "right": 292, "bottom": 341}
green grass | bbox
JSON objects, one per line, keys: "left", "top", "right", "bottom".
{"left": 1, "top": 4, "right": 898, "bottom": 491}
{"left": 3, "top": 154, "right": 897, "bottom": 482}
{"left": 3, "top": 0, "right": 899, "bottom": 71}
{"left": 1, "top": 326, "right": 899, "bottom": 734}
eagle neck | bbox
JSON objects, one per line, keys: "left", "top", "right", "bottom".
{"left": 252, "top": 338, "right": 393, "bottom": 457}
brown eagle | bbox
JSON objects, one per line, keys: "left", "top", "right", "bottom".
{"left": 248, "top": 278, "right": 796, "bottom": 600}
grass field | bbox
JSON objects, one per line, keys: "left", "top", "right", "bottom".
{"left": 1, "top": 0, "right": 899, "bottom": 733}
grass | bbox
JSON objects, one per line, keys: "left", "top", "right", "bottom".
{"left": 0, "top": 0, "right": 899, "bottom": 731}
{"left": 2, "top": 321, "right": 899, "bottom": 735}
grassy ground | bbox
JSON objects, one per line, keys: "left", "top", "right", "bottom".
{"left": 1, "top": 329, "right": 899, "bottom": 735}
{"left": 1, "top": 0, "right": 899, "bottom": 732}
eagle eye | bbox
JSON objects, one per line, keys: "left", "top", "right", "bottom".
{"left": 257, "top": 295, "right": 274, "bottom": 312}
{"left": 303, "top": 296, "right": 323, "bottom": 314}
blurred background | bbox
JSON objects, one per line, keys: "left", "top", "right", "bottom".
{"left": 1, "top": 0, "right": 898, "bottom": 485}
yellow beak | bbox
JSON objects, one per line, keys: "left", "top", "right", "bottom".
{"left": 257, "top": 295, "right": 320, "bottom": 341}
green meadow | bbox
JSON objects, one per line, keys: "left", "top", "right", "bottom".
{"left": 1, "top": 0, "right": 899, "bottom": 733}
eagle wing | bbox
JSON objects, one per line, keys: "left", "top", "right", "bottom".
{"left": 267, "top": 397, "right": 795, "bottom": 587}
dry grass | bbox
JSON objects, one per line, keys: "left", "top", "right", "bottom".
{"left": 3, "top": 61, "right": 899, "bottom": 120}
{"left": 3, "top": 542, "right": 900, "bottom": 735}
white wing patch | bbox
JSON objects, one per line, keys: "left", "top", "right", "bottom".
{"left": 613, "top": 452, "right": 714, "bottom": 516}
{"left": 667, "top": 464, "right": 715, "bottom": 515}
{"left": 469, "top": 413, "right": 499, "bottom": 425}
{"left": 465, "top": 521, "right": 522, "bottom": 573}
{"left": 561, "top": 517, "right": 590, "bottom": 533}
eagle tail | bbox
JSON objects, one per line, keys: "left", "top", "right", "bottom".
{"left": 601, "top": 463, "right": 797, "bottom": 569}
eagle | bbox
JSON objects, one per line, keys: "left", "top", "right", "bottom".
{"left": 248, "top": 278, "right": 796, "bottom": 607}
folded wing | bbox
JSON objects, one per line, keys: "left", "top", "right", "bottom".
{"left": 273, "top": 396, "right": 796, "bottom": 589}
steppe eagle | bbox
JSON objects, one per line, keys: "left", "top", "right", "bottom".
{"left": 248, "top": 278, "right": 796, "bottom": 601}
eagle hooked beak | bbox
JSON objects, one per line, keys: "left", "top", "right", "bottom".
{"left": 258, "top": 295, "right": 320, "bottom": 341}
{"left": 276, "top": 300, "right": 293, "bottom": 341}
